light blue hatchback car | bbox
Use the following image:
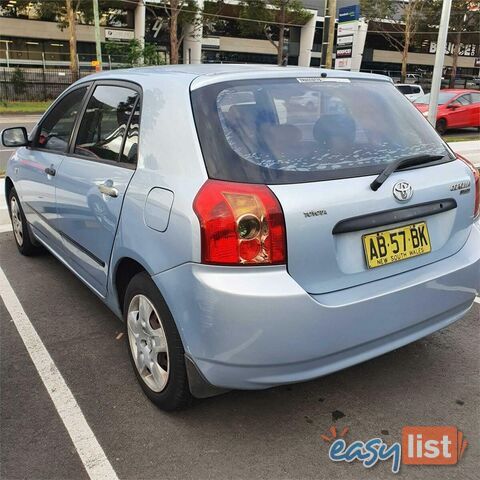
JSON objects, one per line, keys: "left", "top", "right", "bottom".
{"left": 3, "top": 65, "right": 479, "bottom": 410}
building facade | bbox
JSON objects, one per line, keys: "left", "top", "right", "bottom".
{"left": 0, "top": 0, "right": 478, "bottom": 78}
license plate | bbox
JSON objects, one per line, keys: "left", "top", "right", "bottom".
{"left": 362, "top": 222, "right": 431, "bottom": 269}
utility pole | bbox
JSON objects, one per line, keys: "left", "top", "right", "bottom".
{"left": 428, "top": 0, "right": 452, "bottom": 127}
{"left": 92, "top": 0, "right": 102, "bottom": 71}
{"left": 66, "top": 0, "right": 79, "bottom": 80}
{"left": 325, "top": 0, "right": 337, "bottom": 69}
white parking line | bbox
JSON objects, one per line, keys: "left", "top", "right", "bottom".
{"left": 475, "top": 297, "right": 480, "bottom": 304}
{"left": 0, "top": 224, "right": 12, "bottom": 233}
{"left": 0, "top": 266, "right": 119, "bottom": 480}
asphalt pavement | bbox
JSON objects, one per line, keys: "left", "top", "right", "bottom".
{"left": 0, "top": 114, "right": 479, "bottom": 480}
{"left": 0, "top": 206, "right": 479, "bottom": 479}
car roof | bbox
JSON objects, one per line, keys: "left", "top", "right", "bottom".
{"left": 440, "top": 89, "right": 477, "bottom": 94}
{"left": 77, "top": 64, "right": 393, "bottom": 90}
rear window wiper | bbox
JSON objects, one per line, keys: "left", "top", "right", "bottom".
{"left": 370, "top": 153, "right": 447, "bottom": 191}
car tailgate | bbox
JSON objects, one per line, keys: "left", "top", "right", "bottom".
{"left": 269, "top": 159, "right": 476, "bottom": 295}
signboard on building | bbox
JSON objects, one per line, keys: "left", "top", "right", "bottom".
{"left": 335, "top": 5, "right": 368, "bottom": 71}
{"left": 337, "top": 22, "right": 356, "bottom": 36}
{"left": 105, "top": 29, "right": 134, "bottom": 41}
{"left": 335, "top": 5, "right": 358, "bottom": 70}
{"left": 336, "top": 48, "right": 353, "bottom": 58}
{"left": 337, "top": 35, "right": 354, "bottom": 46}
{"left": 338, "top": 5, "right": 360, "bottom": 23}
{"left": 335, "top": 58, "right": 352, "bottom": 70}
{"left": 429, "top": 41, "right": 479, "bottom": 57}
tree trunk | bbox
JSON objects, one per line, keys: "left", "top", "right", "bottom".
{"left": 66, "top": 0, "right": 78, "bottom": 81}
{"left": 277, "top": 4, "right": 286, "bottom": 65}
{"left": 325, "top": 0, "right": 337, "bottom": 69}
{"left": 449, "top": 31, "right": 461, "bottom": 89}
{"left": 400, "top": 7, "right": 412, "bottom": 83}
{"left": 400, "top": 41, "right": 409, "bottom": 83}
{"left": 170, "top": 4, "right": 179, "bottom": 64}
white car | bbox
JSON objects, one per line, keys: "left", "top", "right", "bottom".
{"left": 395, "top": 83, "right": 425, "bottom": 102}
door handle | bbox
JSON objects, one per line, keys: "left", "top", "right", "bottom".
{"left": 45, "top": 166, "right": 56, "bottom": 176}
{"left": 98, "top": 181, "right": 118, "bottom": 198}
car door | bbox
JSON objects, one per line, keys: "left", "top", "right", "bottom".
{"left": 55, "top": 81, "right": 140, "bottom": 296}
{"left": 447, "top": 93, "right": 471, "bottom": 128}
{"left": 15, "top": 85, "right": 89, "bottom": 251}
{"left": 469, "top": 92, "right": 480, "bottom": 126}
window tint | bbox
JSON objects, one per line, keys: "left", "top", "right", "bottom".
{"left": 192, "top": 78, "right": 450, "bottom": 184}
{"left": 396, "top": 85, "right": 412, "bottom": 95}
{"left": 452, "top": 94, "right": 471, "bottom": 106}
{"left": 414, "top": 92, "right": 457, "bottom": 105}
{"left": 121, "top": 101, "right": 140, "bottom": 164}
{"left": 411, "top": 86, "right": 421, "bottom": 94}
{"left": 74, "top": 85, "right": 139, "bottom": 162}
{"left": 37, "top": 87, "right": 87, "bottom": 152}
{"left": 471, "top": 92, "right": 480, "bottom": 104}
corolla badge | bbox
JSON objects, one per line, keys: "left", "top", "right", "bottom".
{"left": 392, "top": 181, "right": 413, "bottom": 202}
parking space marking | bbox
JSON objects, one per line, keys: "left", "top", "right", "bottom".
{"left": 475, "top": 297, "right": 480, "bottom": 304}
{"left": 0, "top": 266, "right": 119, "bottom": 480}
{"left": 0, "top": 225, "right": 12, "bottom": 233}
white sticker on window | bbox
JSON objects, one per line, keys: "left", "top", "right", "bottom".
{"left": 296, "top": 77, "right": 351, "bottom": 83}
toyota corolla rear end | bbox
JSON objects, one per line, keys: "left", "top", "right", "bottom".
{"left": 153, "top": 71, "right": 480, "bottom": 392}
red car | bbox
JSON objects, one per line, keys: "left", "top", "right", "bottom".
{"left": 414, "top": 89, "right": 480, "bottom": 134}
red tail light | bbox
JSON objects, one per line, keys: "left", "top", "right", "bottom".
{"left": 457, "top": 154, "right": 479, "bottom": 218}
{"left": 193, "top": 180, "right": 286, "bottom": 265}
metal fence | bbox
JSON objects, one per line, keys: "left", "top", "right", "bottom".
{"left": 0, "top": 67, "right": 95, "bottom": 102}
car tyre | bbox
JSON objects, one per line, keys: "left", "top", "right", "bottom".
{"left": 8, "top": 187, "right": 41, "bottom": 256}
{"left": 124, "top": 272, "right": 193, "bottom": 411}
{"left": 435, "top": 118, "right": 447, "bottom": 135}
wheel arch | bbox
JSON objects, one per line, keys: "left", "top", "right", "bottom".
{"left": 114, "top": 257, "right": 149, "bottom": 314}
{"left": 4, "top": 177, "right": 14, "bottom": 209}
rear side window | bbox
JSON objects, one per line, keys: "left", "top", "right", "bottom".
{"left": 36, "top": 87, "right": 87, "bottom": 153}
{"left": 74, "top": 85, "right": 139, "bottom": 163}
{"left": 396, "top": 85, "right": 412, "bottom": 94}
{"left": 472, "top": 92, "right": 480, "bottom": 104}
{"left": 452, "top": 94, "right": 471, "bottom": 106}
{"left": 192, "top": 78, "right": 450, "bottom": 184}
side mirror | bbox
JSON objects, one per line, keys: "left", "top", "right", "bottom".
{"left": 1, "top": 127, "right": 29, "bottom": 148}
{"left": 447, "top": 104, "right": 458, "bottom": 110}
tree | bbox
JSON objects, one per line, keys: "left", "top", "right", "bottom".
{"left": 4, "top": 0, "right": 123, "bottom": 77}
{"left": 104, "top": 39, "right": 165, "bottom": 66}
{"left": 66, "top": 0, "right": 79, "bottom": 80}
{"left": 146, "top": 0, "right": 200, "bottom": 64}
{"left": 239, "top": 0, "right": 312, "bottom": 65}
{"left": 426, "top": 0, "right": 480, "bottom": 87}
{"left": 360, "top": 0, "right": 429, "bottom": 82}
{"left": 12, "top": 67, "right": 27, "bottom": 96}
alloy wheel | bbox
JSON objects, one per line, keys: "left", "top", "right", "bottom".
{"left": 10, "top": 196, "right": 24, "bottom": 246}
{"left": 127, "top": 294, "right": 169, "bottom": 392}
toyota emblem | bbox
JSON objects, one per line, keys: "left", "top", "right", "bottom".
{"left": 392, "top": 181, "right": 413, "bottom": 202}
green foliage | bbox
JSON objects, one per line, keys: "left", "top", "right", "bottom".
{"left": 360, "top": 0, "right": 397, "bottom": 22}
{"left": 2, "top": 0, "right": 126, "bottom": 28}
{"left": 238, "top": 0, "right": 312, "bottom": 41}
{"left": 104, "top": 40, "right": 165, "bottom": 66}
{"left": 11, "top": 68, "right": 26, "bottom": 95}
{"left": 239, "top": 0, "right": 274, "bottom": 37}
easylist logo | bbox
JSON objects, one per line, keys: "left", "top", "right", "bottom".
{"left": 402, "top": 426, "right": 468, "bottom": 466}
{"left": 326, "top": 425, "right": 468, "bottom": 474}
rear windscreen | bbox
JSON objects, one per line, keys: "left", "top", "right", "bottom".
{"left": 191, "top": 78, "right": 450, "bottom": 184}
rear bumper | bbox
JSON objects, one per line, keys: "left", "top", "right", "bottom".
{"left": 153, "top": 222, "right": 480, "bottom": 390}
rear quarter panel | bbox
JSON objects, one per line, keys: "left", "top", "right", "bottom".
{"left": 107, "top": 74, "right": 208, "bottom": 310}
